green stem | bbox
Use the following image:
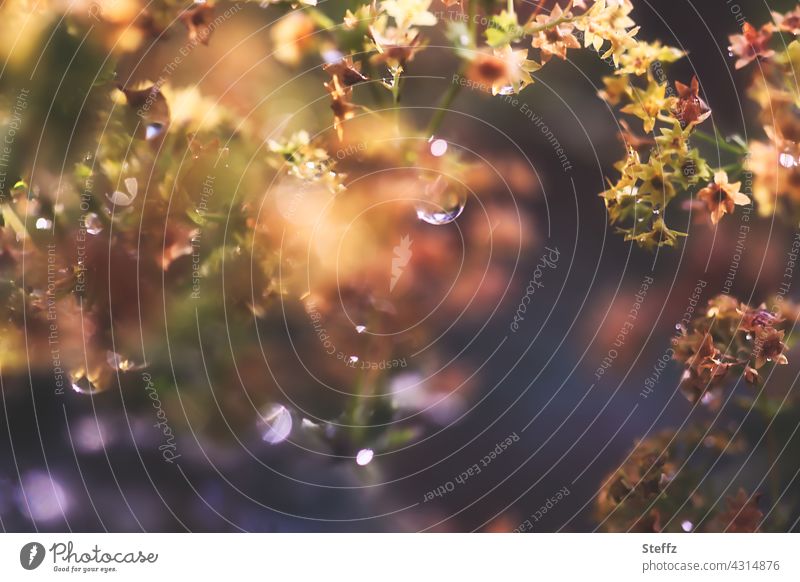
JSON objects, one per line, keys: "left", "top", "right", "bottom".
{"left": 717, "top": 162, "right": 743, "bottom": 177}
{"left": 467, "top": 0, "right": 477, "bottom": 46}
{"left": 767, "top": 428, "right": 780, "bottom": 503}
{"left": 306, "top": 7, "right": 336, "bottom": 31}
{"left": 363, "top": 61, "right": 388, "bottom": 106}
{"left": 693, "top": 129, "right": 748, "bottom": 156}
{"left": 0, "top": 204, "right": 32, "bottom": 242}
{"left": 431, "top": 0, "right": 536, "bottom": 138}
{"left": 391, "top": 67, "right": 403, "bottom": 133}
{"left": 426, "top": 73, "right": 464, "bottom": 137}
{"left": 525, "top": 15, "right": 577, "bottom": 33}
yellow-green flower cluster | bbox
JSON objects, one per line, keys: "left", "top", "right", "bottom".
{"left": 597, "top": 42, "right": 713, "bottom": 250}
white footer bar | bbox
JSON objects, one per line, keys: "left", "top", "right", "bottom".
{"left": 1, "top": 533, "right": 796, "bottom": 580}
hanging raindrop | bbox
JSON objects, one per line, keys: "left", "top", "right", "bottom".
{"left": 260, "top": 404, "right": 292, "bottom": 445}
{"left": 84, "top": 213, "right": 103, "bottom": 235}
{"left": 414, "top": 175, "right": 466, "bottom": 225}
{"left": 145, "top": 123, "right": 165, "bottom": 141}
{"left": 106, "top": 351, "right": 144, "bottom": 372}
{"left": 70, "top": 373, "right": 101, "bottom": 395}
{"left": 428, "top": 137, "right": 448, "bottom": 157}
{"left": 779, "top": 152, "right": 796, "bottom": 168}
{"left": 35, "top": 217, "right": 52, "bottom": 230}
{"left": 356, "top": 448, "right": 374, "bottom": 466}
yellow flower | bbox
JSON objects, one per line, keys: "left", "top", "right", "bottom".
{"left": 625, "top": 218, "right": 686, "bottom": 250}
{"left": 598, "top": 74, "right": 632, "bottom": 105}
{"left": 600, "top": 146, "right": 640, "bottom": 205}
{"left": 380, "top": 0, "right": 437, "bottom": 31}
{"left": 620, "top": 75, "right": 674, "bottom": 133}
{"left": 654, "top": 118, "right": 690, "bottom": 152}
{"left": 576, "top": 0, "right": 639, "bottom": 65}
{"left": 616, "top": 41, "right": 684, "bottom": 76}
{"left": 635, "top": 158, "right": 676, "bottom": 206}
{"left": 344, "top": 4, "right": 376, "bottom": 30}
{"left": 369, "top": 18, "right": 423, "bottom": 67}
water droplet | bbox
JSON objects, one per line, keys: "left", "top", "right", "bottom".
{"left": 429, "top": 137, "right": 448, "bottom": 157}
{"left": 355, "top": 325, "right": 367, "bottom": 334}
{"left": 71, "top": 373, "right": 101, "bottom": 395}
{"left": 145, "top": 123, "right": 165, "bottom": 140}
{"left": 675, "top": 323, "right": 683, "bottom": 331}
{"left": 745, "top": 333, "right": 753, "bottom": 341}
{"left": 681, "top": 520, "right": 693, "bottom": 532}
{"left": 348, "top": 355, "right": 359, "bottom": 364}
{"left": 84, "top": 213, "right": 103, "bottom": 235}
{"left": 415, "top": 175, "right": 466, "bottom": 225}
{"left": 106, "top": 350, "right": 144, "bottom": 372}
{"left": 260, "top": 404, "right": 292, "bottom": 445}
{"left": 35, "top": 217, "right": 52, "bottom": 230}
{"left": 356, "top": 448, "right": 374, "bottom": 466}
{"left": 301, "top": 418, "right": 319, "bottom": 429}
{"left": 779, "top": 150, "right": 796, "bottom": 168}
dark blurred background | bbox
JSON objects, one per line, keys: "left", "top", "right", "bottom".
{"left": 2, "top": 0, "right": 800, "bottom": 532}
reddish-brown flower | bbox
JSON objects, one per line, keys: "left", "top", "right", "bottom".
{"left": 773, "top": 8, "right": 800, "bottom": 35}
{"left": 728, "top": 22, "right": 775, "bottom": 69}
{"left": 744, "top": 365, "right": 759, "bottom": 384}
{"left": 530, "top": 3, "right": 581, "bottom": 63}
{"left": 739, "top": 306, "right": 783, "bottom": 332}
{"left": 674, "top": 76, "right": 711, "bottom": 127}
{"left": 685, "top": 332, "right": 719, "bottom": 373}
{"left": 466, "top": 47, "right": 540, "bottom": 96}
{"left": 180, "top": 2, "right": 216, "bottom": 46}
{"left": 697, "top": 171, "right": 749, "bottom": 224}
{"left": 324, "top": 75, "right": 356, "bottom": 141}
{"left": 754, "top": 327, "right": 788, "bottom": 368}
{"left": 323, "top": 56, "right": 368, "bottom": 87}
{"left": 716, "top": 488, "right": 763, "bottom": 533}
